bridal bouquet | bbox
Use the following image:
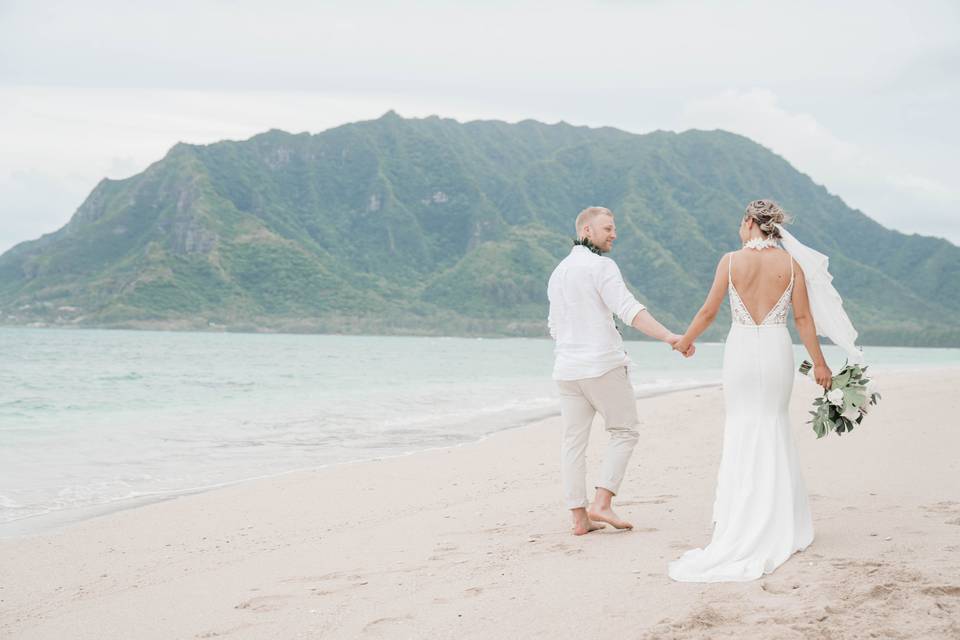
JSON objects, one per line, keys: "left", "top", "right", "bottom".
{"left": 799, "top": 361, "right": 881, "bottom": 438}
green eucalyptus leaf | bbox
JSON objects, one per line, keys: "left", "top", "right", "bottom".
{"left": 833, "top": 371, "right": 852, "bottom": 388}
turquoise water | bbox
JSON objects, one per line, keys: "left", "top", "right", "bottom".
{"left": 1, "top": 327, "right": 958, "bottom": 533}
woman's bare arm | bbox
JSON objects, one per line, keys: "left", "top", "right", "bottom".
{"left": 791, "top": 260, "right": 832, "bottom": 388}
{"left": 673, "top": 254, "right": 730, "bottom": 355}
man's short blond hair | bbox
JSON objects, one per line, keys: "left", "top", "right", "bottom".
{"left": 575, "top": 206, "right": 614, "bottom": 236}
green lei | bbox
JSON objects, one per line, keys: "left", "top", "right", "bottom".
{"left": 573, "top": 237, "right": 603, "bottom": 255}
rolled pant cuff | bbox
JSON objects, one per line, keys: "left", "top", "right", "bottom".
{"left": 595, "top": 482, "right": 619, "bottom": 496}
{"left": 565, "top": 499, "right": 590, "bottom": 510}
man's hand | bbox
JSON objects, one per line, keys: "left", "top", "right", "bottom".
{"left": 672, "top": 335, "right": 696, "bottom": 358}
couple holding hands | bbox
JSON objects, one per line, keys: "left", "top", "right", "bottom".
{"left": 547, "top": 202, "right": 858, "bottom": 582}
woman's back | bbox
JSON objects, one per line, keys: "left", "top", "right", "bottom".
{"left": 669, "top": 200, "right": 827, "bottom": 582}
{"left": 671, "top": 246, "right": 813, "bottom": 582}
{"left": 729, "top": 248, "right": 794, "bottom": 325}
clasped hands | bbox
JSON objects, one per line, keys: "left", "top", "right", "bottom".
{"left": 668, "top": 334, "right": 696, "bottom": 358}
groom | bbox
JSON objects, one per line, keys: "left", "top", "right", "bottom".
{"left": 547, "top": 206, "right": 691, "bottom": 535}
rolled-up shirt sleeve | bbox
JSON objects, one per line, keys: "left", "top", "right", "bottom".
{"left": 597, "top": 259, "right": 645, "bottom": 326}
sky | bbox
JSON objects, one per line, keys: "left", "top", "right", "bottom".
{"left": 1, "top": 0, "right": 958, "bottom": 253}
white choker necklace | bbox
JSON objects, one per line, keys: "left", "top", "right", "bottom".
{"left": 743, "top": 237, "right": 779, "bottom": 250}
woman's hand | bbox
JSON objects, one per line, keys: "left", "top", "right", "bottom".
{"left": 672, "top": 335, "right": 695, "bottom": 358}
{"left": 814, "top": 362, "right": 832, "bottom": 389}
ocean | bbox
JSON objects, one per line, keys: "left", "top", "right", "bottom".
{"left": 2, "top": 327, "right": 958, "bottom": 535}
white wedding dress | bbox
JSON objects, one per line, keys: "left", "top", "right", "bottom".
{"left": 668, "top": 252, "right": 814, "bottom": 582}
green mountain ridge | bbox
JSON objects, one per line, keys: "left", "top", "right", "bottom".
{"left": 2, "top": 112, "right": 958, "bottom": 346}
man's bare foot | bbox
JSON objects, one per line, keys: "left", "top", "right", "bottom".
{"left": 572, "top": 519, "right": 605, "bottom": 536}
{"left": 570, "top": 508, "right": 606, "bottom": 536}
{"left": 587, "top": 505, "right": 633, "bottom": 530}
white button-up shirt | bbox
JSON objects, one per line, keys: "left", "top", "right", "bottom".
{"left": 547, "top": 246, "right": 646, "bottom": 381}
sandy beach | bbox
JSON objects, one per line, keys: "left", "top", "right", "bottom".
{"left": 2, "top": 368, "right": 959, "bottom": 639}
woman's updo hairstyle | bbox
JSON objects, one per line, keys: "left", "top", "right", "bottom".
{"left": 744, "top": 199, "right": 791, "bottom": 240}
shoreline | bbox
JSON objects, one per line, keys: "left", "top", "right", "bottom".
{"left": 4, "top": 324, "right": 960, "bottom": 349}
{"left": 2, "top": 369, "right": 959, "bottom": 639}
{"left": 4, "top": 358, "right": 959, "bottom": 541}
{"left": 0, "top": 379, "right": 724, "bottom": 540}
{"left": 6, "top": 361, "right": 960, "bottom": 540}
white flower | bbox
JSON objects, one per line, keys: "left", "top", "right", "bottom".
{"left": 826, "top": 389, "right": 844, "bottom": 406}
{"left": 842, "top": 406, "right": 860, "bottom": 422}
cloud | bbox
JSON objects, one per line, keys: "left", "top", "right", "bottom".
{"left": 0, "top": 169, "right": 87, "bottom": 252}
{"left": 675, "top": 89, "right": 960, "bottom": 242}
{"left": 1, "top": 85, "right": 958, "bottom": 254}
{"left": 0, "top": 86, "right": 529, "bottom": 253}
{"left": 3, "top": 1, "right": 956, "bottom": 93}
{"left": 0, "top": 2, "right": 957, "bottom": 249}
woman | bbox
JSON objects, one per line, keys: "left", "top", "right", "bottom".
{"left": 668, "top": 199, "right": 836, "bottom": 582}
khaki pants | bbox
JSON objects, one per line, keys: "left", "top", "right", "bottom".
{"left": 556, "top": 366, "right": 640, "bottom": 510}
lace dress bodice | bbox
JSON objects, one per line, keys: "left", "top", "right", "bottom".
{"left": 728, "top": 252, "right": 794, "bottom": 326}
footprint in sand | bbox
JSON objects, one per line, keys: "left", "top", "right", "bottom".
{"left": 865, "top": 583, "right": 898, "bottom": 599}
{"left": 543, "top": 542, "right": 581, "bottom": 555}
{"left": 278, "top": 573, "right": 370, "bottom": 597}
{"left": 362, "top": 615, "right": 415, "bottom": 635}
{"left": 481, "top": 526, "right": 508, "bottom": 534}
{"left": 922, "top": 501, "right": 960, "bottom": 515}
{"left": 830, "top": 559, "right": 883, "bottom": 570}
{"left": 760, "top": 581, "right": 800, "bottom": 595}
{"left": 281, "top": 572, "right": 351, "bottom": 583}
{"left": 306, "top": 581, "right": 369, "bottom": 596}
{"left": 429, "top": 542, "right": 470, "bottom": 562}
{"left": 644, "top": 561, "right": 959, "bottom": 640}
{"left": 921, "top": 585, "right": 960, "bottom": 597}
{"left": 195, "top": 623, "right": 258, "bottom": 638}
{"left": 463, "top": 587, "right": 483, "bottom": 597}
{"left": 234, "top": 595, "right": 291, "bottom": 612}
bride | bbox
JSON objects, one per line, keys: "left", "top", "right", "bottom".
{"left": 668, "top": 199, "right": 861, "bottom": 582}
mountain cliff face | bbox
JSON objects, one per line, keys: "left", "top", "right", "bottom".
{"left": 2, "top": 112, "right": 957, "bottom": 345}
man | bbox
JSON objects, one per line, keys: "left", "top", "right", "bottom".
{"left": 547, "top": 206, "right": 693, "bottom": 535}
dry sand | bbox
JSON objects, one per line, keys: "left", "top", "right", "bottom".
{"left": 2, "top": 369, "right": 959, "bottom": 639}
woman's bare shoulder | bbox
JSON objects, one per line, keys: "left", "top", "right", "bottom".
{"left": 717, "top": 251, "right": 737, "bottom": 267}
